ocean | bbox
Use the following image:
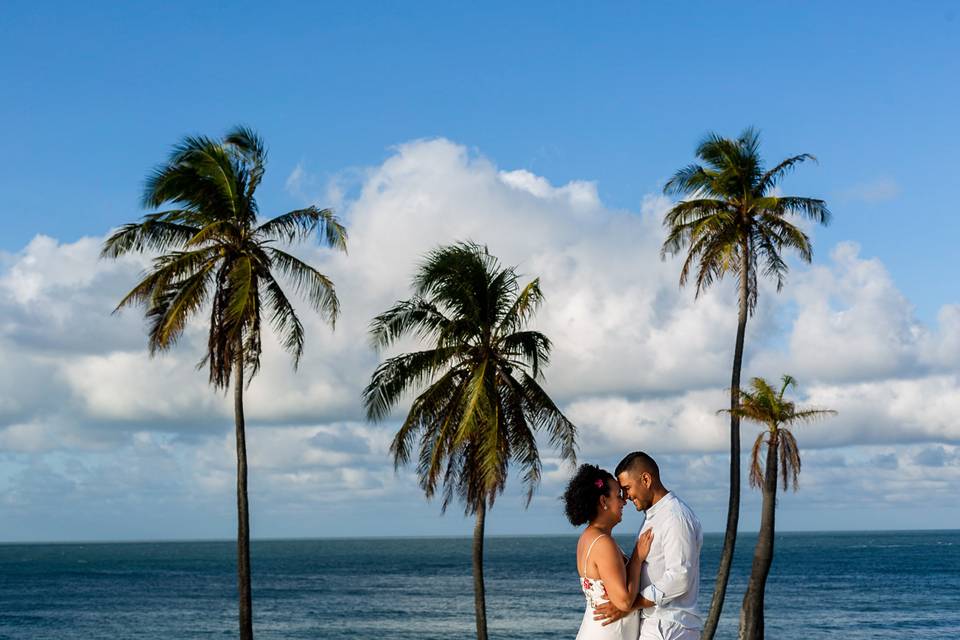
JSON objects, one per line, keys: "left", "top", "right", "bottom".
{"left": 0, "top": 530, "right": 957, "bottom": 639}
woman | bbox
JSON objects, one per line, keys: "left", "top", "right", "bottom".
{"left": 563, "top": 463, "right": 653, "bottom": 640}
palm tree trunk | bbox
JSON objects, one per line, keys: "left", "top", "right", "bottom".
{"left": 739, "top": 435, "right": 778, "bottom": 640}
{"left": 702, "top": 237, "right": 750, "bottom": 640}
{"left": 472, "top": 500, "right": 488, "bottom": 640}
{"left": 234, "top": 353, "right": 254, "bottom": 640}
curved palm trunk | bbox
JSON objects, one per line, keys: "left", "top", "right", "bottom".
{"left": 739, "top": 435, "right": 779, "bottom": 640}
{"left": 234, "top": 354, "right": 254, "bottom": 640}
{"left": 702, "top": 239, "right": 750, "bottom": 640}
{"left": 473, "top": 500, "right": 488, "bottom": 640}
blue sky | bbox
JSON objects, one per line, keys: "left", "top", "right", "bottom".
{"left": 1, "top": 3, "right": 959, "bottom": 541}
{"left": 4, "top": 1, "right": 959, "bottom": 318}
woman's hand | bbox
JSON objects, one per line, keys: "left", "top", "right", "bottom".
{"left": 635, "top": 529, "right": 654, "bottom": 561}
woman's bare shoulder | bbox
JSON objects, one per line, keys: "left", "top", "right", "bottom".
{"left": 586, "top": 533, "right": 619, "bottom": 557}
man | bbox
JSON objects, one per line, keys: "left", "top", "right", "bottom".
{"left": 594, "top": 451, "right": 703, "bottom": 640}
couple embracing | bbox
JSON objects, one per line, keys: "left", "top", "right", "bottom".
{"left": 563, "top": 452, "right": 702, "bottom": 640}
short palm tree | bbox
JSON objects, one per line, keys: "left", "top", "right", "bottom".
{"left": 722, "top": 375, "right": 835, "bottom": 640}
{"left": 661, "top": 128, "right": 830, "bottom": 640}
{"left": 101, "top": 127, "right": 347, "bottom": 640}
{"left": 363, "top": 242, "right": 577, "bottom": 640}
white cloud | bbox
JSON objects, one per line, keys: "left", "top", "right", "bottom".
{"left": 776, "top": 242, "right": 923, "bottom": 382}
{"left": 566, "top": 389, "right": 729, "bottom": 456}
{"left": 498, "top": 169, "right": 601, "bottom": 210}
{"left": 61, "top": 351, "right": 225, "bottom": 423}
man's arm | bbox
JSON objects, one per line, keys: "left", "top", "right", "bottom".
{"left": 592, "top": 530, "right": 656, "bottom": 625}
{"left": 592, "top": 593, "right": 655, "bottom": 625}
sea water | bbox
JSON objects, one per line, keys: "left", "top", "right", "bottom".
{"left": 1, "top": 530, "right": 957, "bottom": 639}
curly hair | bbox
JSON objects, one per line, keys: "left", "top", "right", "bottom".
{"left": 562, "top": 464, "right": 615, "bottom": 526}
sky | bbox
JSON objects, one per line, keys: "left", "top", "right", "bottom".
{"left": 1, "top": 2, "right": 958, "bottom": 542}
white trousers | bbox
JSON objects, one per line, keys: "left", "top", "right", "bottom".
{"left": 638, "top": 618, "right": 700, "bottom": 640}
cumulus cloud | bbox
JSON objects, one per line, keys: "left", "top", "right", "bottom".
{"left": 772, "top": 242, "right": 924, "bottom": 382}
{"left": 1, "top": 138, "right": 959, "bottom": 538}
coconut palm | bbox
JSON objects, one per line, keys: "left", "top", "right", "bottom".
{"left": 722, "top": 375, "right": 835, "bottom": 640}
{"left": 661, "top": 127, "right": 830, "bottom": 639}
{"left": 101, "top": 127, "right": 346, "bottom": 640}
{"left": 363, "top": 242, "right": 577, "bottom": 640}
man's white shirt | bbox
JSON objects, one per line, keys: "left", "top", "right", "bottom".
{"left": 637, "top": 492, "right": 703, "bottom": 630}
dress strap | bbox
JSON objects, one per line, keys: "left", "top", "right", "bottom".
{"left": 582, "top": 534, "right": 607, "bottom": 576}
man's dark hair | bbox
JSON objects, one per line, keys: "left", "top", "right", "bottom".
{"left": 615, "top": 451, "right": 660, "bottom": 479}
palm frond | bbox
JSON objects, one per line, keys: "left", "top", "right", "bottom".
{"left": 498, "top": 369, "right": 540, "bottom": 505}
{"left": 495, "top": 278, "right": 543, "bottom": 337}
{"left": 143, "top": 136, "right": 240, "bottom": 219}
{"left": 224, "top": 125, "right": 267, "bottom": 199}
{"left": 756, "top": 153, "right": 816, "bottom": 193}
{"left": 266, "top": 247, "right": 339, "bottom": 326}
{"left": 101, "top": 213, "right": 200, "bottom": 258}
{"left": 749, "top": 431, "right": 766, "bottom": 489}
{"left": 497, "top": 331, "right": 551, "bottom": 379}
{"left": 225, "top": 256, "right": 256, "bottom": 324}
{"left": 184, "top": 219, "right": 238, "bottom": 248}
{"left": 779, "top": 374, "right": 797, "bottom": 398}
{"left": 664, "top": 163, "right": 716, "bottom": 197}
{"left": 771, "top": 196, "right": 831, "bottom": 225}
{"left": 756, "top": 211, "right": 813, "bottom": 263}
{"left": 692, "top": 228, "right": 742, "bottom": 297}
{"left": 146, "top": 261, "right": 217, "bottom": 352}
{"left": 453, "top": 358, "right": 494, "bottom": 446}
{"left": 261, "top": 274, "right": 306, "bottom": 367}
{"left": 389, "top": 366, "right": 467, "bottom": 469}
{"left": 368, "top": 297, "right": 456, "bottom": 350}
{"left": 414, "top": 242, "right": 502, "bottom": 322}
{"left": 516, "top": 371, "right": 577, "bottom": 464}
{"left": 363, "top": 348, "right": 464, "bottom": 422}
{"left": 754, "top": 228, "right": 790, "bottom": 291}
{"left": 779, "top": 429, "right": 802, "bottom": 491}
{"left": 113, "top": 247, "right": 219, "bottom": 312}
{"left": 257, "top": 206, "right": 347, "bottom": 251}
{"left": 788, "top": 408, "right": 838, "bottom": 423}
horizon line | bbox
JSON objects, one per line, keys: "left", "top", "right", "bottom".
{"left": 1, "top": 527, "right": 957, "bottom": 547}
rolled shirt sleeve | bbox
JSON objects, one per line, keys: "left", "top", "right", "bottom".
{"left": 641, "top": 583, "right": 663, "bottom": 605}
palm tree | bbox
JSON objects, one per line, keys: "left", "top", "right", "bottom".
{"left": 363, "top": 242, "right": 577, "bottom": 640}
{"left": 101, "top": 127, "right": 347, "bottom": 640}
{"left": 723, "top": 375, "right": 835, "bottom": 640}
{"left": 661, "top": 127, "right": 830, "bottom": 639}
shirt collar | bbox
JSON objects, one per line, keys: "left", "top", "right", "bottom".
{"left": 645, "top": 491, "right": 674, "bottom": 517}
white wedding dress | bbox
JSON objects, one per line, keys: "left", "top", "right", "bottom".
{"left": 575, "top": 535, "right": 640, "bottom": 640}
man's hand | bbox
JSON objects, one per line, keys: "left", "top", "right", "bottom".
{"left": 593, "top": 595, "right": 657, "bottom": 625}
{"left": 592, "top": 601, "right": 629, "bottom": 626}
